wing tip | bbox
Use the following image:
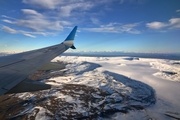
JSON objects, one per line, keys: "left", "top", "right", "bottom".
{"left": 70, "top": 45, "right": 76, "bottom": 49}
{"left": 63, "top": 26, "right": 77, "bottom": 49}
{"left": 65, "top": 26, "right": 78, "bottom": 41}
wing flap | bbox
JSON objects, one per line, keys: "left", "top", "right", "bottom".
{"left": 6, "top": 79, "right": 51, "bottom": 94}
{"left": 3, "top": 74, "right": 28, "bottom": 90}
{"left": 39, "top": 62, "right": 65, "bottom": 71}
{"left": 0, "top": 88, "right": 7, "bottom": 95}
{"left": 0, "top": 68, "right": 17, "bottom": 80}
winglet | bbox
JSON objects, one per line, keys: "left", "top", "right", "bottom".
{"left": 63, "top": 26, "right": 77, "bottom": 49}
{"left": 65, "top": 26, "right": 78, "bottom": 41}
{"left": 70, "top": 45, "right": 76, "bottom": 49}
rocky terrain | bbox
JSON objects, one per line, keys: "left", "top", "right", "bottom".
{"left": 0, "top": 57, "right": 156, "bottom": 120}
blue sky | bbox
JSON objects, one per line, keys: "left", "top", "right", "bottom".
{"left": 0, "top": 0, "right": 180, "bottom": 53}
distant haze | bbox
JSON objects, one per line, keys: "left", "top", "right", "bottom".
{"left": 62, "top": 52, "right": 180, "bottom": 60}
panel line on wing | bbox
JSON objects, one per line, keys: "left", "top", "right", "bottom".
{"left": 0, "top": 59, "right": 26, "bottom": 68}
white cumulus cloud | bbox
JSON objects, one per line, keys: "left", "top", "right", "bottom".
{"left": 146, "top": 22, "right": 168, "bottom": 29}
{"left": 146, "top": 18, "right": 180, "bottom": 30}
{"left": 169, "top": 18, "right": 180, "bottom": 28}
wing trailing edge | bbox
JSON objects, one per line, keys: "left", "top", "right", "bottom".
{"left": 6, "top": 79, "right": 51, "bottom": 94}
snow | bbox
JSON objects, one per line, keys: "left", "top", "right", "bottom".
{"left": 150, "top": 60, "right": 180, "bottom": 82}
{"left": 15, "top": 92, "right": 36, "bottom": 100}
{"left": 50, "top": 56, "right": 180, "bottom": 119}
{"left": 34, "top": 106, "right": 53, "bottom": 120}
{"left": 13, "top": 56, "right": 180, "bottom": 119}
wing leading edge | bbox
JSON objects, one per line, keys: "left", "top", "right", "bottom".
{"left": 0, "top": 26, "right": 78, "bottom": 95}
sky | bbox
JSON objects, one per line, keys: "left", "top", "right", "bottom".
{"left": 0, "top": 0, "right": 180, "bottom": 53}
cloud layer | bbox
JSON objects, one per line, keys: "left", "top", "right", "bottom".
{"left": 84, "top": 22, "right": 141, "bottom": 34}
{"left": 1, "top": 0, "right": 180, "bottom": 38}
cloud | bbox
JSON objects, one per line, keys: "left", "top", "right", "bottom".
{"left": 146, "top": 18, "right": 180, "bottom": 30}
{"left": 2, "top": 19, "right": 14, "bottom": 24}
{"left": 58, "top": 2, "right": 94, "bottom": 17}
{"left": 20, "top": 0, "right": 132, "bottom": 29}
{"left": 19, "top": 30, "right": 57, "bottom": 36}
{"left": 176, "top": 9, "right": 180, "bottom": 13}
{"left": 1, "top": 20, "right": 59, "bottom": 38}
{"left": 3, "top": 1, "right": 108, "bottom": 35}
{"left": 23, "top": 33, "right": 36, "bottom": 38}
{"left": 84, "top": 27, "right": 118, "bottom": 33}
{"left": 1, "top": 15, "right": 16, "bottom": 20}
{"left": 22, "top": 0, "right": 94, "bottom": 17}
{"left": 18, "top": 9, "right": 63, "bottom": 31}
{"left": 120, "top": 0, "right": 124, "bottom": 4}
{"left": 1, "top": 26, "right": 17, "bottom": 33}
{"left": 91, "top": 18, "right": 100, "bottom": 25}
{"left": 1, "top": 25, "right": 36, "bottom": 38}
{"left": 2, "top": 0, "right": 147, "bottom": 36}
{"left": 146, "top": 22, "right": 168, "bottom": 29}
{"left": 22, "top": 0, "right": 109, "bottom": 10}
{"left": 22, "top": 0, "right": 111, "bottom": 18}
{"left": 169, "top": 18, "right": 180, "bottom": 28}
{"left": 1, "top": 9, "right": 70, "bottom": 32}
{"left": 119, "top": 0, "right": 149, "bottom": 4}
{"left": 120, "top": 23, "right": 141, "bottom": 34}
{"left": 21, "top": 9, "right": 42, "bottom": 16}
{"left": 16, "top": 19, "right": 63, "bottom": 31}
{"left": 84, "top": 22, "right": 141, "bottom": 34}
{"left": 22, "top": 0, "right": 63, "bottom": 9}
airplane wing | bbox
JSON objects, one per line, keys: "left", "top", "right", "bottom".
{"left": 0, "top": 26, "right": 78, "bottom": 95}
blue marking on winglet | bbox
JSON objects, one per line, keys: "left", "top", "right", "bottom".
{"left": 65, "top": 26, "right": 78, "bottom": 41}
